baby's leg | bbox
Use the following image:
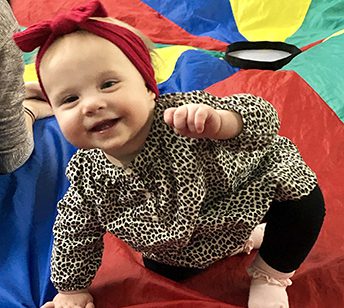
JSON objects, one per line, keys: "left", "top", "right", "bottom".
{"left": 143, "top": 257, "right": 203, "bottom": 281}
{"left": 248, "top": 185, "right": 325, "bottom": 308}
{"left": 242, "top": 223, "right": 266, "bottom": 254}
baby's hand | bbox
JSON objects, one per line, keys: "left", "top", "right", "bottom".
{"left": 40, "top": 290, "right": 94, "bottom": 308}
{"left": 164, "top": 104, "right": 221, "bottom": 139}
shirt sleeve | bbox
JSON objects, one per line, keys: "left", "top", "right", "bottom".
{"left": 0, "top": 1, "right": 33, "bottom": 173}
{"left": 202, "top": 91, "right": 280, "bottom": 151}
{"left": 50, "top": 154, "right": 106, "bottom": 291}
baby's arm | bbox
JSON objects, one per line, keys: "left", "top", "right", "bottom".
{"left": 164, "top": 103, "right": 243, "bottom": 140}
{"left": 44, "top": 154, "right": 105, "bottom": 307}
{"left": 41, "top": 290, "right": 94, "bottom": 308}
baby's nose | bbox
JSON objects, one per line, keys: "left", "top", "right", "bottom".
{"left": 82, "top": 97, "right": 106, "bottom": 115}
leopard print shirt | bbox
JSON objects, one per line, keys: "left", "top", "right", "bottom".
{"left": 51, "top": 91, "right": 317, "bottom": 291}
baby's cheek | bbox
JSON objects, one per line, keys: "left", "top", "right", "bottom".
{"left": 57, "top": 115, "right": 82, "bottom": 147}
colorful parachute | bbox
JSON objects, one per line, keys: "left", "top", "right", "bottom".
{"left": 1, "top": 0, "right": 343, "bottom": 307}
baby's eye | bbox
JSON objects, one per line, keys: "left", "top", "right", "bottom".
{"left": 101, "top": 81, "right": 117, "bottom": 89}
{"left": 63, "top": 95, "right": 79, "bottom": 104}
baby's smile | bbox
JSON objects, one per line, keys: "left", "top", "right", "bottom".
{"left": 89, "top": 118, "right": 119, "bottom": 133}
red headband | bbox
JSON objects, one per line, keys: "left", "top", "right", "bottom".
{"left": 13, "top": 0, "right": 159, "bottom": 102}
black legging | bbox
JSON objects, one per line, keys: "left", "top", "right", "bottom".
{"left": 259, "top": 184, "right": 325, "bottom": 273}
{"left": 144, "top": 185, "right": 325, "bottom": 280}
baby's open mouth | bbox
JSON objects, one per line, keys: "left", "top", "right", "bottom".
{"left": 90, "top": 119, "right": 119, "bottom": 132}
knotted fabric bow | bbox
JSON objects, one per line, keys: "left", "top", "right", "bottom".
{"left": 13, "top": 0, "right": 159, "bottom": 102}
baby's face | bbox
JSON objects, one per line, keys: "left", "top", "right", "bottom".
{"left": 40, "top": 32, "right": 156, "bottom": 161}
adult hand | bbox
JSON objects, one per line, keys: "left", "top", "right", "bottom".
{"left": 24, "top": 82, "right": 53, "bottom": 120}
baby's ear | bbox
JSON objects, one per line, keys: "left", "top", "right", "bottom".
{"left": 147, "top": 88, "right": 156, "bottom": 100}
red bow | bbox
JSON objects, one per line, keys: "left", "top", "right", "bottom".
{"left": 14, "top": 0, "right": 107, "bottom": 52}
{"left": 13, "top": 0, "right": 159, "bottom": 100}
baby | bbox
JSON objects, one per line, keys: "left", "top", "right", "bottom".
{"left": 14, "top": 1, "right": 325, "bottom": 307}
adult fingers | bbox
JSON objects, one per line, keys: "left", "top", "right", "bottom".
{"left": 25, "top": 82, "right": 45, "bottom": 100}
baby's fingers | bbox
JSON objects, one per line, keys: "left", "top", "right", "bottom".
{"left": 164, "top": 104, "right": 218, "bottom": 138}
{"left": 194, "top": 105, "right": 210, "bottom": 134}
{"left": 40, "top": 301, "right": 54, "bottom": 308}
{"left": 172, "top": 106, "right": 189, "bottom": 131}
{"left": 163, "top": 108, "right": 177, "bottom": 127}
